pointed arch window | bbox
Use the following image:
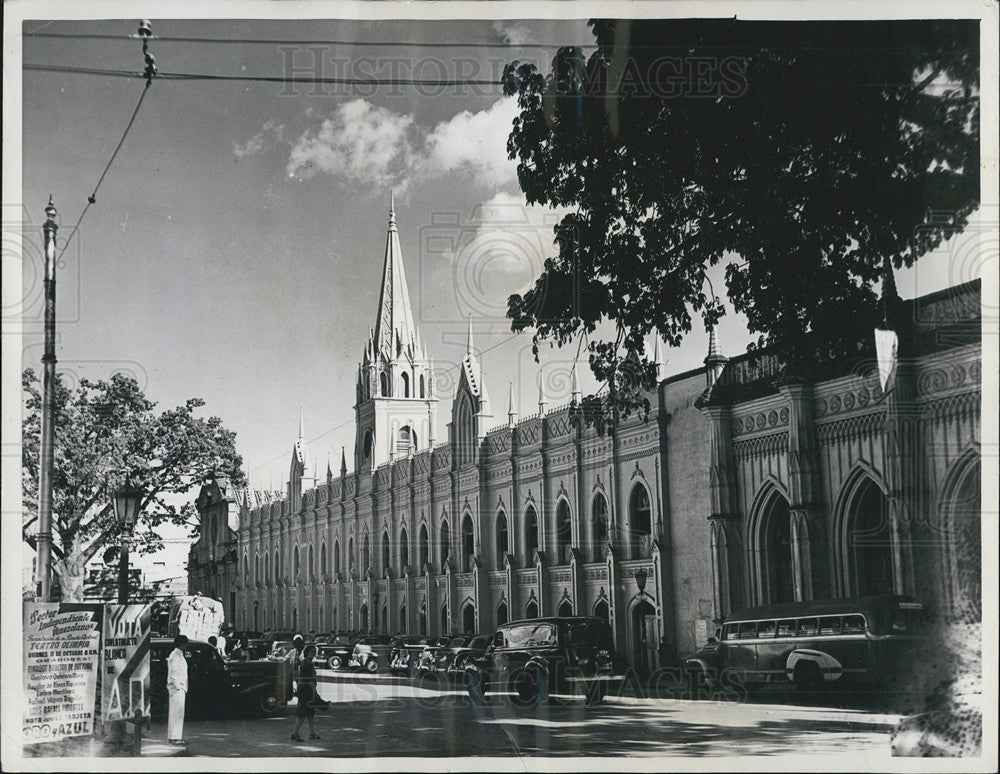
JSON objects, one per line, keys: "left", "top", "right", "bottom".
{"left": 556, "top": 500, "right": 572, "bottom": 564}
{"left": 400, "top": 528, "right": 409, "bottom": 571}
{"left": 274, "top": 549, "right": 280, "bottom": 582}
{"left": 944, "top": 456, "right": 981, "bottom": 622}
{"left": 334, "top": 540, "right": 341, "bottom": 577}
{"left": 402, "top": 372, "right": 410, "bottom": 397}
{"left": 381, "top": 531, "right": 391, "bottom": 575}
{"left": 308, "top": 544, "right": 315, "bottom": 580}
{"left": 419, "top": 524, "right": 429, "bottom": 570}
{"left": 761, "top": 493, "right": 794, "bottom": 604}
{"left": 846, "top": 479, "right": 893, "bottom": 597}
{"left": 462, "top": 514, "right": 475, "bottom": 572}
{"left": 524, "top": 506, "right": 539, "bottom": 568}
{"left": 495, "top": 511, "right": 509, "bottom": 567}
{"left": 496, "top": 601, "right": 509, "bottom": 626}
{"left": 592, "top": 494, "right": 609, "bottom": 562}
{"left": 629, "top": 484, "right": 652, "bottom": 559}
{"left": 380, "top": 372, "right": 389, "bottom": 397}
{"left": 320, "top": 543, "right": 327, "bottom": 577}
{"left": 294, "top": 545, "right": 300, "bottom": 579}
{"left": 440, "top": 521, "right": 450, "bottom": 569}
{"left": 420, "top": 374, "right": 426, "bottom": 399}
{"left": 362, "top": 535, "right": 370, "bottom": 576}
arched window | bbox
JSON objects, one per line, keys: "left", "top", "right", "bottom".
{"left": 558, "top": 599, "right": 573, "bottom": 618}
{"left": 399, "top": 605, "right": 407, "bottom": 632}
{"left": 319, "top": 606, "right": 324, "bottom": 629}
{"left": 846, "top": 479, "right": 893, "bottom": 598}
{"left": 308, "top": 544, "right": 314, "bottom": 579}
{"left": 456, "top": 394, "right": 474, "bottom": 465}
{"left": 402, "top": 372, "right": 410, "bottom": 398}
{"left": 496, "top": 601, "right": 509, "bottom": 627}
{"left": 556, "top": 500, "right": 572, "bottom": 564}
{"left": 441, "top": 604, "right": 449, "bottom": 634}
{"left": 462, "top": 514, "right": 475, "bottom": 572}
{"left": 255, "top": 552, "right": 260, "bottom": 583}
{"left": 495, "top": 511, "right": 509, "bottom": 566}
{"left": 419, "top": 605, "right": 428, "bottom": 636}
{"left": 440, "top": 521, "right": 450, "bottom": 569}
{"left": 397, "top": 425, "right": 415, "bottom": 456}
{"left": 264, "top": 553, "right": 269, "bottom": 583}
{"left": 348, "top": 537, "right": 355, "bottom": 570}
{"left": 381, "top": 531, "right": 391, "bottom": 575}
{"left": 362, "top": 535, "right": 370, "bottom": 576}
{"left": 945, "top": 457, "right": 982, "bottom": 622}
{"left": 594, "top": 599, "right": 609, "bottom": 623}
{"left": 334, "top": 540, "right": 341, "bottom": 576}
{"left": 762, "top": 493, "right": 794, "bottom": 604}
{"left": 292, "top": 606, "right": 298, "bottom": 631}
{"left": 274, "top": 549, "right": 280, "bottom": 581}
{"left": 400, "top": 528, "right": 409, "bottom": 571}
{"left": 420, "top": 374, "right": 426, "bottom": 399}
{"left": 462, "top": 603, "right": 476, "bottom": 634}
{"left": 320, "top": 543, "right": 327, "bottom": 576}
{"left": 629, "top": 484, "right": 652, "bottom": 558}
{"left": 592, "top": 494, "right": 609, "bottom": 561}
{"left": 524, "top": 506, "right": 539, "bottom": 568}
{"left": 419, "top": 524, "right": 429, "bottom": 569}
{"left": 380, "top": 372, "right": 389, "bottom": 396}
{"left": 360, "top": 604, "right": 369, "bottom": 632}
{"left": 525, "top": 599, "right": 538, "bottom": 619}
{"left": 294, "top": 545, "right": 300, "bottom": 578}
{"left": 244, "top": 552, "right": 249, "bottom": 582}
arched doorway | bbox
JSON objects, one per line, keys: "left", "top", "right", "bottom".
{"left": 525, "top": 599, "right": 538, "bottom": 619}
{"left": 399, "top": 604, "right": 407, "bottom": 632}
{"left": 496, "top": 601, "right": 509, "bottom": 626}
{"left": 360, "top": 604, "right": 369, "bottom": 632}
{"left": 846, "top": 478, "right": 893, "bottom": 597}
{"left": 524, "top": 506, "right": 539, "bottom": 567}
{"left": 556, "top": 500, "right": 572, "bottom": 564}
{"left": 462, "top": 603, "right": 476, "bottom": 634}
{"left": 945, "top": 456, "right": 981, "bottom": 622}
{"left": 557, "top": 599, "right": 573, "bottom": 618}
{"left": 593, "top": 599, "right": 609, "bottom": 624}
{"left": 440, "top": 604, "right": 449, "bottom": 634}
{"left": 630, "top": 599, "right": 658, "bottom": 678}
{"left": 761, "top": 492, "right": 794, "bottom": 604}
{"left": 592, "top": 494, "right": 609, "bottom": 561}
{"left": 629, "top": 484, "right": 652, "bottom": 559}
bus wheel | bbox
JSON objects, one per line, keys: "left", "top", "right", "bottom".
{"left": 793, "top": 661, "right": 824, "bottom": 694}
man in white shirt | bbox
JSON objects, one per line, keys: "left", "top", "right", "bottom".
{"left": 216, "top": 627, "right": 228, "bottom": 660}
{"left": 166, "top": 635, "right": 189, "bottom": 745}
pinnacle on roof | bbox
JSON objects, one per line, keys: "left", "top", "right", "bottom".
{"left": 538, "top": 370, "right": 547, "bottom": 413}
{"left": 466, "top": 313, "right": 474, "bottom": 357}
{"left": 571, "top": 362, "right": 582, "bottom": 403}
{"left": 507, "top": 381, "right": 518, "bottom": 426}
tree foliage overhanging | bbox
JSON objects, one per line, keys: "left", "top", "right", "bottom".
{"left": 22, "top": 369, "right": 245, "bottom": 601}
{"left": 503, "top": 19, "right": 979, "bottom": 422}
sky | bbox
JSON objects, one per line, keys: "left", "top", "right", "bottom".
{"left": 15, "top": 15, "right": 988, "bottom": 573}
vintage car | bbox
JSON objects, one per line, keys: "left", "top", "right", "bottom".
{"left": 391, "top": 637, "right": 430, "bottom": 674}
{"left": 318, "top": 634, "right": 364, "bottom": 670}
{"left": 414, "top": 636, "right": 458, "bottom": 675}
{"left": 348, "top": 635, "right": 393, "bottom": 672}
{"left": 464, "top": 617, "right": 628, "bottom": 705}
{"left": 149, "top": 638, "right": 289, "bottom": 719}
{"left": 440, "top": 635, "right": 490, "bottom": 682}
{"left": 683, "top": 594, "right": 931, "bottom": 695}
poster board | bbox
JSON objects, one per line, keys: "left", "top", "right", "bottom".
{"left": 101, "top": 604, "right": 151, "bottom": 721}
{"left": 22, "top": 603, "right": 102, "bottom": 744}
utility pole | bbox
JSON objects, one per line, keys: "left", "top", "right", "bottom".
{"left": 36, "top": 197, "right": 58, "bottom": 601}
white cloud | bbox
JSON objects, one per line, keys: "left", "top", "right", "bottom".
{"left": 491, "top": 21, "right": 535, "bottom": 47}
{"left": 233, "top": 120, "right": 284, "bottom": 160}
{"left": 283, "top": 97, "right": 520, "bottom": 192}
{"left": 286, "top": 99, "right": 416, "bottom": 188}
{"left": 420, "top": 97, "right": 519, "bottom": 188}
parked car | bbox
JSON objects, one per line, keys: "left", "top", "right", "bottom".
{"left": 149, "top": 638, "right": 289, "bottom": 719}
{"left": 267, "top": 640, "right": 297, "bottom": 661}
{"left": 392, "top": 637, "right": 430, "bottom": 674}
{"left": 318, "top": 634, "right": 364, "bottom": 670}
{"left": 388, "top": 636, "right": 420, "bottom": 674}
{"left": 465, "top": 617, "right": 629, "bottom": 705}
{"left": 414, "top": 636, "right": 456, "bottom": 675}
{"left": 444, "top": 635, "right": 490, "bottom": 683}
{"left": 348, "top": 635, "right": 393, "bottom": 672}
{"left": 683, "top": 594, "right": 931, "bottom": 695}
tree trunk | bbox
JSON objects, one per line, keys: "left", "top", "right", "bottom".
{"left": 56, "top": 537, "right": 89, "bottom": 603}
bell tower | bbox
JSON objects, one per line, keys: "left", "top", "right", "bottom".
{"left": 355, "top": 196, "right": 438, "bottom": 470}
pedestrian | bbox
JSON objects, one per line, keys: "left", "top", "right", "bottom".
{"left": 290, "top": 644, "right": 322, "bottom": 742}
{"left": 216, "top": 627, "right": 228, "bottom": 659}
{"left": 231, "top": 637, "right": 250, "bottom": 661}
{"left": 166, "top": 635, "right": 189, "bottom": 746}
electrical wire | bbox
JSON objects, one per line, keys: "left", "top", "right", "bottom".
{"left": 55, "top": 81, "right": 153, "bottom": 263}
{"left": 25, "top": 62, "right": 504, "bottom": 88}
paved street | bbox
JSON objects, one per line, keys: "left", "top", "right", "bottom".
{"left": 141, "top": 674, "right": 903, "bottom": 761}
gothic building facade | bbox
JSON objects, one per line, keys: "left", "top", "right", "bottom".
{"left": 189, "top": 202, "right": 983, "bottom": 666}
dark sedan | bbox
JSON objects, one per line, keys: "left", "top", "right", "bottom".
{"left": 150, "top": 638, "right": 290, "bottom": 719}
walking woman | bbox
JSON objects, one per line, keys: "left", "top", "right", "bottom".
{"left": 290, "top": 644, "right": 321, "bottom": 742}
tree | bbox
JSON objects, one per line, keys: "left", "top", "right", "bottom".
{"left": 504, "top": 19, "right": 979, "bottom": 421}
{"left": 22, "top": 369, "right": 245, "bottom": 602}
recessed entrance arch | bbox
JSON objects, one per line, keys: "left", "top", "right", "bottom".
{"left": 630, "top": 598, "right": 658, "bottom": 677}
{"left": 557, "top": 599, "right": 573, "bottom": 618}
{"left": 756, "top": 489, "right": 794, "bottom": 604}
{"left": 843, "top": 477, "right": 893, "bottom": 597}
{"left": 462, "top": 602, "right": 476, "bottom": 634}
{"left": 593, "top": 599, "right": 609, "bottom": 623}
{"left": 360, "top": 604, "right": 369, "bottom": 632}
{"left": 942, "top": 452, "right": 982, "bottom": 622}
{"left": 525, "top": 599, "right": 538, "bottom": 619}
{"left": 496, "top": 601, "right": 509, "bottom": 626}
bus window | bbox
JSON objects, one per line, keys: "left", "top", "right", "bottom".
{"left": 797, "top": 618, "right": 818, "bottom": 637}
{"left": 722, "top": 623, "right": 739, "bottom": 641}
{"left": 819, "top": 616, "right": 842, "bottom": 635}
{"left": 738, "top": 622, "right": 757, "bottom": 639}
{"left": 757, "top": 620, "right": 776, "bottom": 638}
{"left": 777, "top": 619, "right": 795, "bottom": 637}
{"left": 842, "top": 615, "right": 866, "bottom": 634}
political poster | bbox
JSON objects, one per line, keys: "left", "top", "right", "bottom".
{"left": 22, "top": 603, "right": 102, "bottom": 744}
{"left": 101, "top": 604, "right": 152, "bottom": 721}
{"left": 171, "top": 594, "right": 224, "bottom": 641}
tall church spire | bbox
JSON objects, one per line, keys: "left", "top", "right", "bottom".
{"left": 373, "top": 193, "right": 417, "bottom": 359}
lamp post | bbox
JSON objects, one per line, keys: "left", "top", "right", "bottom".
{"left": 35, "top": 197, "right": 59, "bottom": 601}
{"left": 113, "top": 483, "right": 143, "bottom": 604}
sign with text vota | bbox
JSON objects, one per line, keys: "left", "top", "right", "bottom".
{"left": 101, "top": 604, "right": 152, "bottom": 721}
{"left": 22, "top": 603, "right": 102, "bottom": 744}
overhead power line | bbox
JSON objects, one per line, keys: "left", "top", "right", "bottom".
{"left": 25, "top": 63, "right": 503, "bottom": 88}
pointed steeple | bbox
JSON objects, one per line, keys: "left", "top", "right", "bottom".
{"left": 571, "top": 362, "right": 582, "bottom": 403}
{"left": 507, "top": 381, "right": 518, "bottom": 427}
{"left": 652, "top": 332, "right": 665, "bottom": 380}
{"left": 372, "top": 194, "right": 417, "bottom": 359}
{"left": 340, "top": 446, "right": 348, "bottom": 478}
{"left": 538, "top": 371, "right": 547, "bottom": 415}
{"left": 326, "top": 452, "right": 333, "bottom": 483}
{"left": 704, "top": 325, "right": 728, "bottom": 389}
{"left": 466, "top": 314, "right": 474, "bottom": 357}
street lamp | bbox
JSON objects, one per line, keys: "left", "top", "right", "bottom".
{"left": 113, "top": 482, "right": 143, "bottom": 604}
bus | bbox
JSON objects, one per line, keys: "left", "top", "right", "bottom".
{"left": 685, "top": 594, "right": 930, "bottom": 692}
